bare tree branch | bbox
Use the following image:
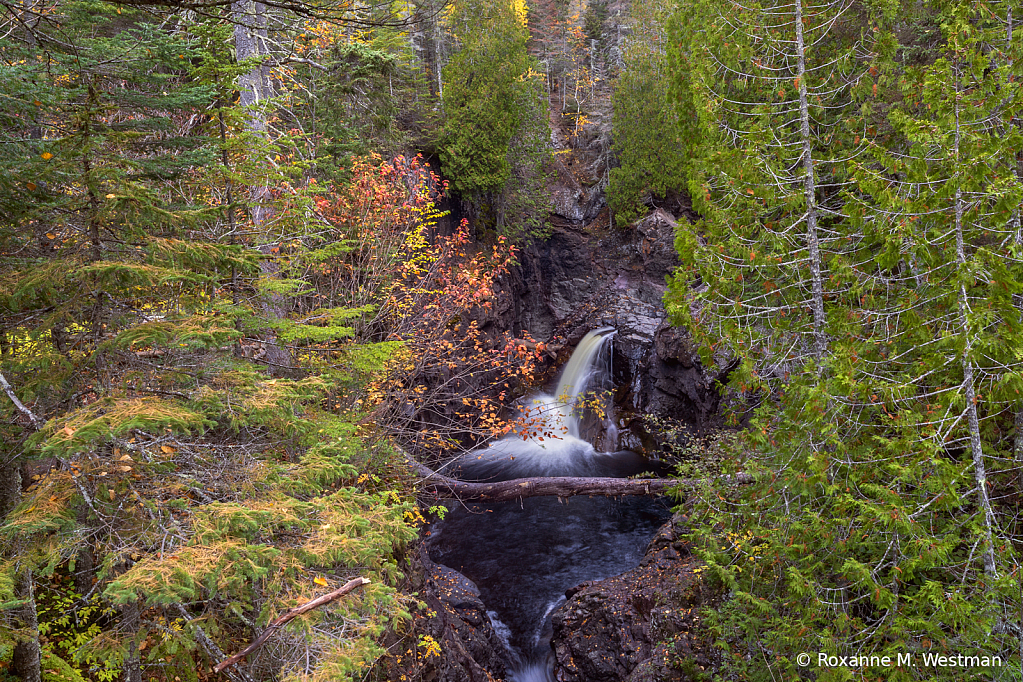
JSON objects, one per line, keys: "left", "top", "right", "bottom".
{"left": 213, "top": 577, "right": 371, "bottom": 674}
{"left": 175, "top": 605, "right": 257, "bottom": 682}
{"left": 0, "top": 371, "right": 42, "bottom": 430}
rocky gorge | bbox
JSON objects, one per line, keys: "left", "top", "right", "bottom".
{"left": 383, "top": 191, "right": 736, "bottom": 682}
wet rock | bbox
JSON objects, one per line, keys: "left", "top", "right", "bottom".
{"left": 487, "top": 225, "right": 603, "bottom": 340}
{"left": 389, "top": 547, "right": 507, "bottom": 682}
{"left": 481, "top": 208, "right": 730, "bottom": 447}
{"left": 549, "top": 151, "right": 607, "bottom": 224}
{"left": 550, "top": 515, "right": 720, "bottom": 682}
{"left": 633, "top": 209, "right": 680, "bottom": 283}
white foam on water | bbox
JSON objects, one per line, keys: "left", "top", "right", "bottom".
{"left": 446, "top": 328, "right": 618, "bottom": 481}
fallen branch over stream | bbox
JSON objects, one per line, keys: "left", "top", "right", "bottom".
{"left": 406, "top": 456, "right": 753, "bottom": 503}
{"left": 214, "top": 577, "right": 370, "bottom": 673}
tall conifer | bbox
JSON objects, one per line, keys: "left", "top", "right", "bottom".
{"left": 669, "top": 0, "right": 1023, "bottom": 674}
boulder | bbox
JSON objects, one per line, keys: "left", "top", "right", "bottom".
{"left": 387, "top": 548, "right": 507, "bottom": 682}
{"left": 550, "top": 515, "right": 720, "bottom": 682}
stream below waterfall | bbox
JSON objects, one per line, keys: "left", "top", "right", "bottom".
{"left": 425, "top": 329, "right": 673, "bottom": 681}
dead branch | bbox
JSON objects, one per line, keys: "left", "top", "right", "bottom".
{"left": 213, "top": 577, "right": 371, "bottom": 674}
{"left": 406, "top": 456, "right": 753, "bottom": 503}
{"left": 0, "top": 371, "right": 43, "bottom": 429}
{"left": 175, "top": 605, "right": 257, "bottom": 682}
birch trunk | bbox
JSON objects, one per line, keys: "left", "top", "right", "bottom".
{"left": 232, "top": 0, "right": 293, "bottom": 375}
{"left": 953, "top": 65, "right": 998, "bottom": 578}
{"left": 794, "top": 0, "right": 827, "bottom": 361}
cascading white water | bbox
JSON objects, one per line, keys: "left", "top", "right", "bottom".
{"left": 550, "top": 326, "right": 615, "bottom": 439}
{"left": 446, "top": 328, "right": 624, "bottom": 481}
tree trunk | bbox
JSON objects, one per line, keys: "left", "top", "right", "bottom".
{"left": 12, "top": 568, "right": 41, "bottom": 682}
{"left": 232, "top": 0, "right": 294, "bottom": 376}
{"left": 73, "top": 504, "right": 95, "bottom": 596}
{"left": 0, "top": 461, "right": 21, "bottom": 521}
{"left": 794, "top": 0, "right": 826, "bottom": 362}
{"left": 407, "top": 456, "right": 751, "bottom": 502}
{"left": 952, "top": 67, "right": 997, "bottom": 579}
{"left": 120, "top": 600, "right": 144, "bottom": 682}
{"left": 232, "top": 0, "right": 274, "bottom": 128}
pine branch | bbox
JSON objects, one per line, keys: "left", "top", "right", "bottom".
{"left": 0, "top": 371, "right": 43, "bottom": 430}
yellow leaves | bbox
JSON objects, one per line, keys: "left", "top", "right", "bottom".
{"left": 418, "top": 635, "right": 442, "bottom": 659}
{"left": 105, "top": 193, "right": 116, "bottom": 199}
{"left": 26, "top": 182, "right": 37, "bottom": 191}
{"left": 63, "top": 425, "right": 75, "bottom": 438}
{"left": 160, "top": 445, "right": 176, "bottom": 454}
{"left": 41, "top": 152, "right": 53, "bottom": 160}
{"left": 313, "top": 576, "right": 329, "bottom": 587}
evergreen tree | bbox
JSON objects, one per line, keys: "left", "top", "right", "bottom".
{"left": 0, "top": 5, "right": 426, "bottom": 680}
{"left": 607, "top": 0, "right": 686, "bottom": 224}
{"left": 439, "top": 0, "right": 551, "bottom": 238}
{"left": 668, "top": 0, "right": 1023, "bottom": 676}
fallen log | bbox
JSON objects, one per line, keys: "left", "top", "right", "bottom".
{"left": 214, "top": 577, "right": 370, "bottom": 673}
{"left": 406, "top": 456, "right": 753, "bottom": 503}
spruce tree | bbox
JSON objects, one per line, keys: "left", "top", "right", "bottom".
{"left": 669, "top": 0, "right": 1023, "bottom": 675}
{"left": 439, "top": 0, "right": 551, "bottom": 238}
{"left": 608, "top": 0, "right": 687, "bottom": 224}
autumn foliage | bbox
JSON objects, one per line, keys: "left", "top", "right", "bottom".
{"left": 299, "top": 153, "right": 546, "bottom": 457}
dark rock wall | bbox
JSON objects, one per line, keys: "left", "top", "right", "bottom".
{"left": 484, "top": 209, "right": 729, "bottom": 451}
{"left": 385, "top": 547, "right": 508, "bottom": 682}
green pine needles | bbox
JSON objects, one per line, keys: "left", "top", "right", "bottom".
{"left": 440, "top": 0, "right": 552, "bottom": 240}
{"left": 668, "top": 0, "right": 1023, "bottom": 678}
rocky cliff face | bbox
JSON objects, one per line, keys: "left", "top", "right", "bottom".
{"left": 382, "top": 548, "right": 508, "bottom": 682}
{"left": 482, "top": 208, "right": 731, "bottom": 457}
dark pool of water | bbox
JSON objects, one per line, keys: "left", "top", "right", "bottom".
{"left": 425, "top": 494, "right": 672, "bottom": 669}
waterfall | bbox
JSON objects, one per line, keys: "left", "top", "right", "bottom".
{"left": 428, "top": 327, "right": 672, "bottom": 680}
{"left": 445, "top": 328, "right": 631, "bottom": 481}
{"left": 551, "top": 326, "right": 614, "bottom": 438}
